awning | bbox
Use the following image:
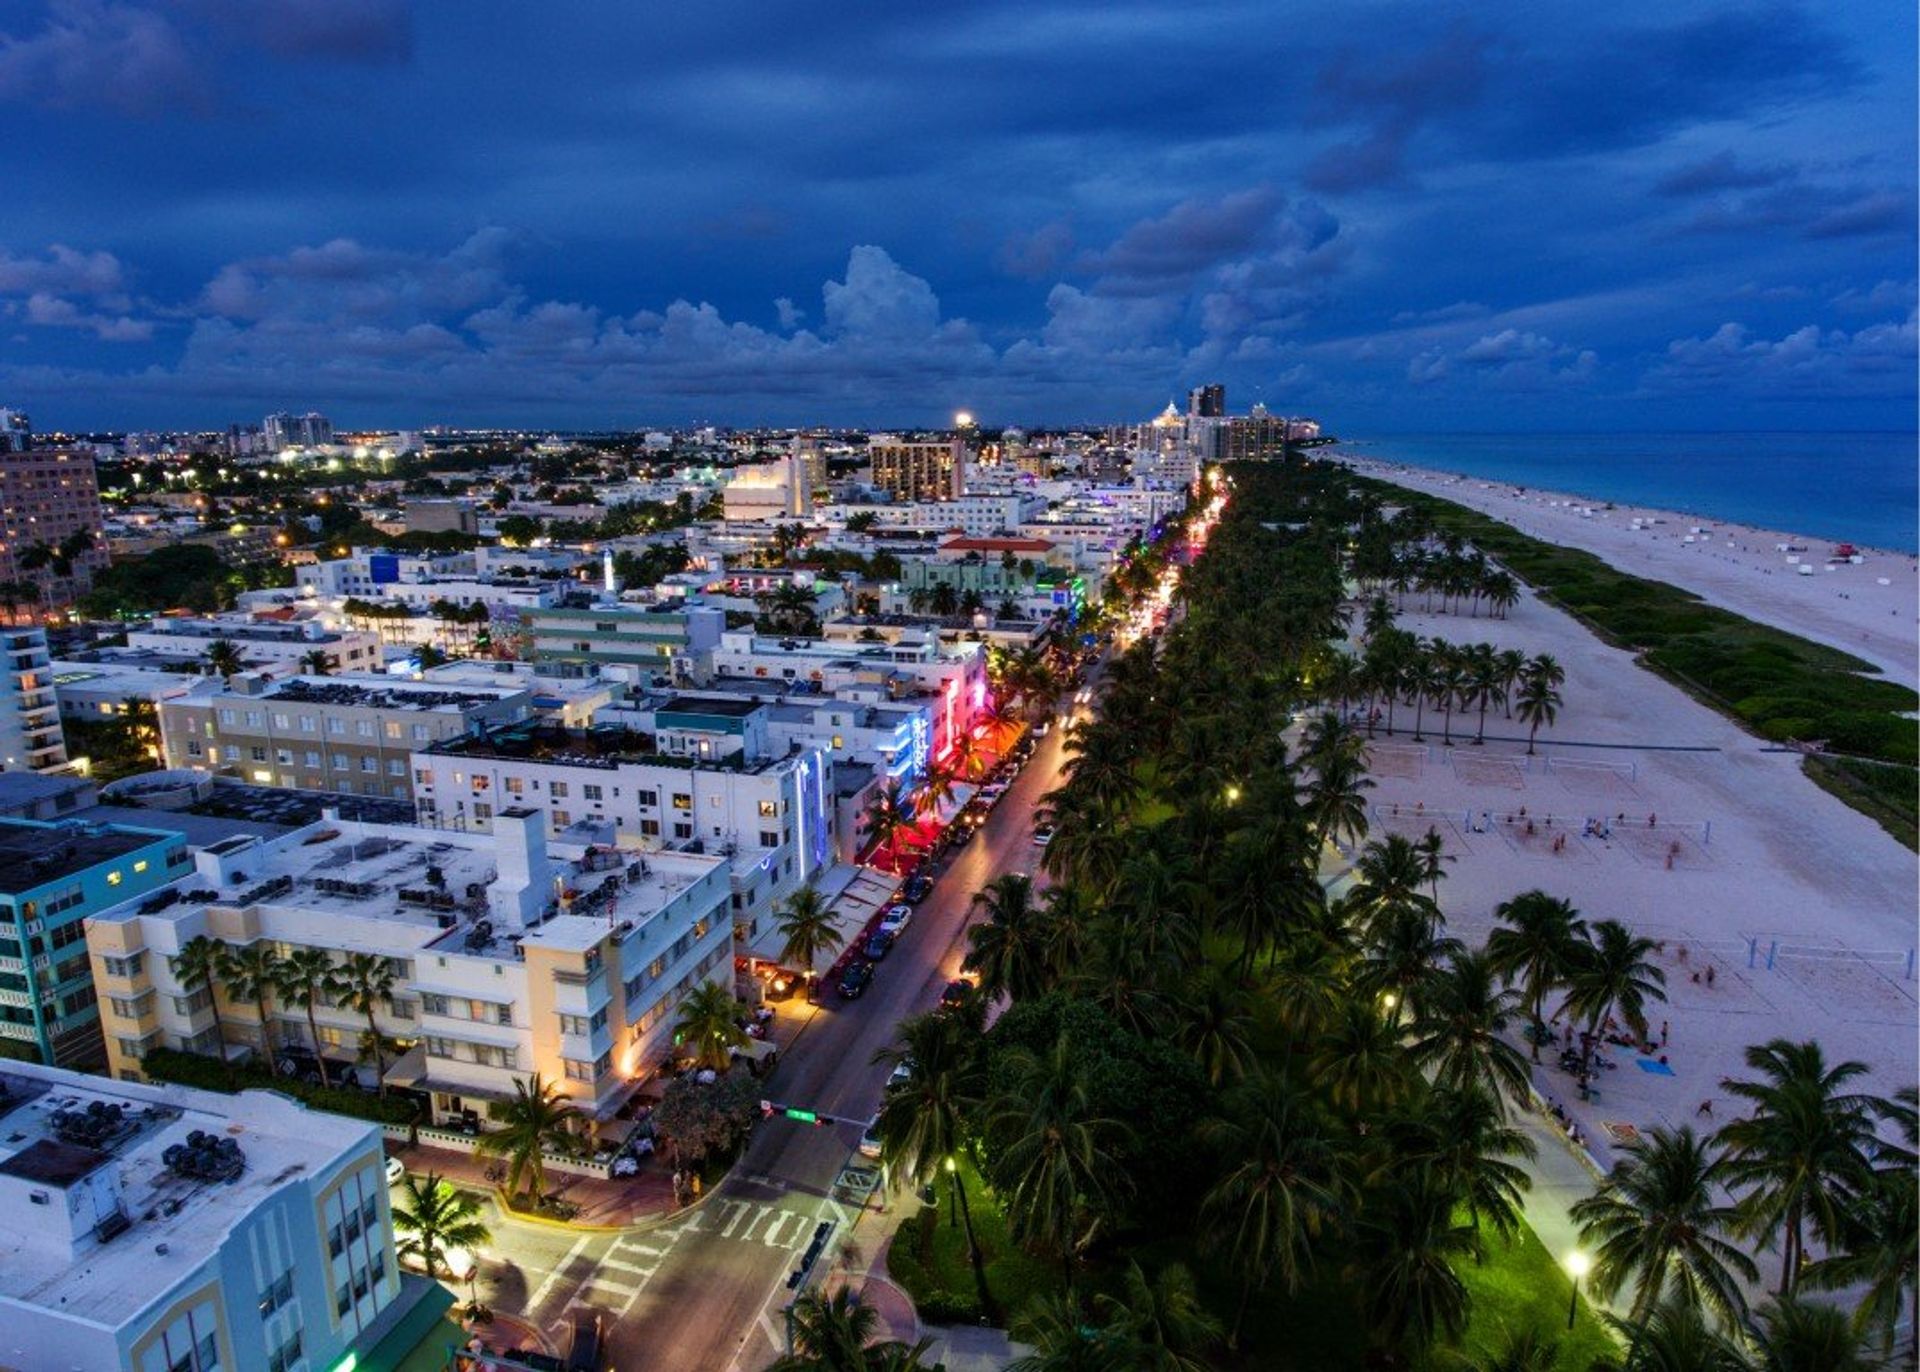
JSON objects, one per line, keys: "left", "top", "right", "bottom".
{"left": 382, "top": 1043, "right": 429, "bottom": 1088}
{"left": 731, "top": 1038, "right": 778, "bottom": 1065}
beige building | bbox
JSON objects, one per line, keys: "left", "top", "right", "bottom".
{"left": 88, "top": 810, "right": 736, "bottom": 1127}
{"left": 159, "top": 672, "right": 533, "bottom": 800}
{"left": 869, "top": 437, "right": 965, "bottom": 502}
{"left": 0, "top": 449, "right": 109, "bottom": 599}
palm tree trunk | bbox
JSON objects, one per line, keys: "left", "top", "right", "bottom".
{"left": 305, "top": 1001, "right": 332, "bottom": 1087}
{"left": 364, "top": 1009, "right": 386, "bottom": 1093}
{"left": 1527, "top": 720, "right": 1540, "bottom": 755}
{"left": 1475, "top": 698, "right": 1488, "bottom": 745}
{"left": 949, "top": 1170, "right": 996, "bottom": 1319}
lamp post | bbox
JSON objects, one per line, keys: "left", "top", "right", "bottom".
{"left": 1565, "top": 1249, "right": 1591, "bottom": 1330}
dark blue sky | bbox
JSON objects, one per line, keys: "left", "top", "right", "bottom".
{"left": 1, "top": 0, "right": 1913, "bottom": 430}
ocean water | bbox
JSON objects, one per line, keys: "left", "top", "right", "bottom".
{"left": 1338, "top": 432, "right": 1917, "bottom": 552}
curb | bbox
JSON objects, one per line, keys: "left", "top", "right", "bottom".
{"left": 485, "top": 1169, "right": 729, "bottom": 1236}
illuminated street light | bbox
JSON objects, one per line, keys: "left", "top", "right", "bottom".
{"left": 1565, "top": 1250, "right": 1591, "bottom": 1329}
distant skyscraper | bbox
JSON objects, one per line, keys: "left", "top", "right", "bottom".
{"left": 1186, "top": 384, "right": 1225, "bottom": 418}
{"left": 0, "top": 449, "right": 108, "bottom": 601}
{"left": 0, "top": 409, "right": 31, "bottom": 453}
{"left": 263, "top": 411, "right": 334, "bottom": 450}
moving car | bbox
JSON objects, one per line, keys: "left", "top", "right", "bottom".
{"left": 1031, "top": 824, "right": 1055, "bottom": 846}
{"left": 565, "top": 1307, "right": 608, "bottom": 1372}
{"left": 863, "top": 928, "right": 896, "bottom": 961}
{"left": 878, "top": 904, "right": 913, "bottom": 937}
{"left": 859, "top": 1120, "right": 884, "bottom": 1159}
{"left": 838, "top": 961, "right": 875, "bottom": 999}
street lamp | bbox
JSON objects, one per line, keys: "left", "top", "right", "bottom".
{"left": 1565, "top": 1249, "right": 1591, "bottom": 1330}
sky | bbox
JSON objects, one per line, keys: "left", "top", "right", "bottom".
{"left": 0, "top": 0, "right": 1914, "bottom": 432}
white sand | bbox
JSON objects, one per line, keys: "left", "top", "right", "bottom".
{"left": 1344, "top": 457, "right": 1919, "bottom": 685}
{"left": 1335, "top": 577, "right": 1917, "bottom": 1177}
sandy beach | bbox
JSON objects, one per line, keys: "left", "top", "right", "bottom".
{"left": 1328, "top": 568, "right": 1918, "bottom": 1179}
{"left": 1344, "top": 457, "right": 1919, "bottom": 685}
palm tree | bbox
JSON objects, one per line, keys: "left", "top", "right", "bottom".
{"left": 1486, "top": 891, "right": 1590, "bottom": 1060}
{"left": 1349, "top": 1171, "right": 1480, "bottom": 1355}
{"left": 1348, "top": 834, "right": 1439, "bottom": 942}
{"left": 871, "top": 1012, "right": 993, "bottom": 1315}
{"left": 1563, "top": 919, "right": 1666, "bottom": 1077}
{"left": 947, "top": 729, "right": 983, "bottom": 783}
{"left": 474, "top": 1074, "right": 581, "bottom": 1202}
{"left": 1715, "top": 1039, "right": 1879, "bottom": 1296}
{"left": 1092, "top": 1261, "right": 1223, "bottom": 1372}
{"left": 202, "top": 637, "right": 245, "bottom": 680}
{"left": 274, "top": 947, "right": 338, "bottom": 1087}
{"left": 0, "top": 580, "right": 32, "bottom": 624}
{"left": 1356, "top": 904, "right": 1460, "bottom": 1027}
{"left": 769, "top": 1287, "right": 936, "bottom": 1372}
{"left": 333, "top": 951, "right": 397, "bottom": 1092}
{"left": 1591, "top": 1299, "right": 1751, "bottom": 1372}
{"left": 1200, "top": 1070, "right": 1345, "bottom": 1343}
{"left": 173, "top": 935, "right": 233, "bottom": 1072}
{"left": 1404, "top": 1084, "right": 1536, "bottom": 1243}
{"left": 1748, "top": 1297, "right": 1885, "bottom": 1372}
{"left": 220, "top": 941, "right": 281, "bottom": 1056}
{"left": 392, "top": 1172, "right": 492, "bottom": 1279}
{"left": 1409, "top": 950, "right": 1532, "bottom": 1114}
{"left": 1006, "top": 1293, "right": 1135, "bottom": 1372}
{"left": 1800, "top": 1164, "right": 1915, "bottom": 1357}
{"left": 672, "top": 979, "right": 749, "bottom": 1071}
{"left": 1173, "top": 962, "right": 1257, "bottom": 1087}
{"left": 1302, "top": 748, "right": 1373, "bottom": 852}
{"left": 986, "top": 1035, "right": 1130, "bottom": 1279}
{"left": 297, "top": 649, "right": 333, "bottom": 675}
{"left": 772, "top": 884, "right": 843, "bottom": 985}
{"left": 963, "top": 873, "right": 1051, "bottom": 1004}
{"left": 1312, "top": 998, "right": 1412, "bottom": 1113}
{"left": 859, "top": 782, "right": 919, "bottom": 872}
{"left": 1571, "top": 1125, "right": 1758, "bottom": 1328}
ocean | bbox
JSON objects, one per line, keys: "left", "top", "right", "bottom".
{"left": 1336, "top": 431, "right": 1918, "bottom": 553}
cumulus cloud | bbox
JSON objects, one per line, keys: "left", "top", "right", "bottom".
{"left": 997, "top": 221, "right": 1074, "bottom": 281}
{"left": 821, "top": 246, "right": 943, "bottom": 340}
{"left": 0, "top": 244, "right": 129, "bottom": 298}
{"left": 1408, "top": 328, "right": 1597, "bottom": 389}
{"left": 1646, "top": 312, "right": 1917, "bottom": 397}
{"left": 0, "top": 0, "right": 204, "bottom": 116}
{"left": 22, "top": 292, "right": 151, "bottom": 341}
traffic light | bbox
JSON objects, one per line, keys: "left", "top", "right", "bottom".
{"left": 760, "top": 1099, "right": 774, "bottom": 1120}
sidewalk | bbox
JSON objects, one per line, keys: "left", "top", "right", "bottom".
{"left": 387, "top": 1139, "right": 682, "bottom": 1229}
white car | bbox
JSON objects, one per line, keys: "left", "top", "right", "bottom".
{"left": 859, "top": 1121, "right": 884, "bottom": 1159}
{"left": 878, "top": 904, "right": 913, "bottom": 936}
{"left": 887, "top": 1058, "right": 915, "bottom": 1089}
{"left": 1032, "top": 825, "right": 1055, "bottom": 846}
{"left": 385, "top": 1156, "right": 406, "bottom": 1186}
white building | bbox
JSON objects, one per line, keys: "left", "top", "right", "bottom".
{"left": 89, "top": 811, "right": 736, "bottom": 1128}
{"left": 722, "top": 452, "right": 812, "bottom": 522}
{"left": 0, "top": 628, "right": 69, "bottom": 774}
{"left": 412, "top": 720, "right": 833, "bottom": 942}
{"left": 123, "top": 617, "right": 383, "bottom": 675}
{"left": 0, "top": 1058, "right": 436, "bottom": 1372}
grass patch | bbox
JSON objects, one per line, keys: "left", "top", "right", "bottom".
{"left": 1803, "top": 754, "right": 1919, "bottom": 850}
{"left": 1203, "top": 1217, "right": 1614, "bottom": 1371}
{"left": 886, "top": 1158, "right": 1062, "bottom": 1325}
{"left": 1364, "top": 481, "right": 1918, "bottom": 840}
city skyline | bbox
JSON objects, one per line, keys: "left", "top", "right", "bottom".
{"left": 0, "top": 1, "right": 1914, "bottom": 431}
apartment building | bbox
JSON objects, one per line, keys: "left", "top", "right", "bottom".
{"left": 413, "top": 722, "right": 832, "bottom": 942}
{"left": 524, "top": 600, "right": 727, "bottom": 680}
{"left": 0, "top": 628, "right": 69, "bottom": 773}
{"left": 0, "top": 816, "right": 189, "bottom": 1067}
{"left": 709, "top": 628, "right": 986, "bottom": 763}
{"left": 0, "top": 1059, "right": 439, "bottom": 1372}
{"left": 158, "top": 674, "right": 534, "bottom": 801}
{"left": 868, "top": 437, "right": 965, "bottom": 503}
{"left": 89, "top": 811, "right": 735, "bottom": 1127}
{"left": 124, "top": 617, "right": 383, "bottom": 674}
{"left": 0, "top": 448, "right": 109, "bottom": 597}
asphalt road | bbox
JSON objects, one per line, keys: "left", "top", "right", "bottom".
{"left": 476, "top": 687, "right": 1085, "bottom": 1372}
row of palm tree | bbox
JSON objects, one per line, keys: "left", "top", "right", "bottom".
{"left": 1347, "top": 512, "right": 1520, "bottom": 619}
{"left": 170, "top": 935, "right": 400, "bottom": 1089}
{"left": 13, "top": 529, "right": 98, "bottom": 614}
{"left": 1321, "top": 626, "right": 1566, "bottom": 751}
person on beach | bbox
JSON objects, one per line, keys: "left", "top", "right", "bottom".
{"left": 1706, "top": 965, "right": 1716, "bottom": 986}
{"left": 1660, "top": 1019, "right": 1669, "bottom": 1045}
{"left": 1697, "top": 1099, "right": 1713, "bottom": 1118}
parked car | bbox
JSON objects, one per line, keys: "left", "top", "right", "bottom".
{"left": 863, "top": 928, "right": 896, "bottom": 961}
{"left": 878, "top": 904, "right": 913, "bottom": 936}
{"left": 1031, "top": 824, "right": 1055, "bottom": 846}
{"left": 565, "top": 1307, "right": 608, "bottom": 1372}
{"left": 859, "top": 1120, "right": 884, "bottom": 1159}
{"left": 887, "top": 1058, "right": 915, "bottom": 1089}
{"left": 385, "top": 1155, "right": 406, "bottom": 1186}
{"left": 838, "top": 961, "right": 875, "bottom": 999}
{"left": 902, "top": 874, "right": 933, "bottom": 903}
{"left": 938, "top": 979, "right": 973, "bottom": 1011}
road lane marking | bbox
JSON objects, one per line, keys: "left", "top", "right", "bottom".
{"left": 524, "top": 1234, "right": 592, "bottom": 1312}
{"left": 718, "top": 1198, "right": 753, "bottom": 1239}
{"left": 597, "top": 1256, "right": 655, "bottom": 1276}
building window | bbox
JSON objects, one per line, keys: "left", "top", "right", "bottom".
{"left": 104, "top": 953, "right": 143, "bottom": 977}
{"left": 583, "top": 784, "right": 602, "bottom": 802}
{"left": 549, "top": 781, "right": 569, "bottom": 799}
{"left": 639, "top": 819, "right": 660, "bottom": 837}
{"left": 504, "top": 776, "right": 524, "bottom": 795}
{"left": 758, "top": 800, "right": 778, "bottom": 817}
{"left": 759, "top": 831, "right": 778, "bottom": 848}
{"left": 552, "top": 810, "right": 570, "bottom": 827}
{"left": 563, "top": 1058, "right": 593, "bottom": 1081}
{"left": 326, "top": 718, "right": 345, "bottom": 735}
{"left": 672, "top": 793, "right": 691, "bottom": 811}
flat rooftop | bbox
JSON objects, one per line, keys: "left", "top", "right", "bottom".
{"left": 430, "top": 722, "right": 756, "bottom": 772}
{"left": 0, "top": 820, "right": 171, "bottom": 895}
{"left": 0, "top": 1063, "right": 371, "bottom": 1326}
{"left": 656, "top": 695, "right": 762, "bottom": 718}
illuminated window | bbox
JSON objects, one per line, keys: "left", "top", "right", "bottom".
{"left": 106, "top": 870, "right": 123, "bottom": 885}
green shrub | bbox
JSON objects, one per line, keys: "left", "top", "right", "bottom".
{"left": 140, "top": 1047, "right": 420, "bottom": 1126}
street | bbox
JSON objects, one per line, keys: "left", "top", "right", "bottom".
{"left": 475, "top": 696, "right": 1082, "bottom": 1371}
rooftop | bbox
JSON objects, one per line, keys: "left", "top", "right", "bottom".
{"left": 656, "top": 694, "right": 762, "bottom": 719}
{"left": 0, "top": 1062, "right": 372, "bottom": 1325}
{"left": 430, "top": 722, "right": 758, "bottom": 773}
{"left": 0, "top": 819, "right": 174, "bottom": 895}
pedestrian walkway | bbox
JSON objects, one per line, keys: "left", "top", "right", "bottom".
{"left": 388, "top": 1139, "right": 682, "bottom": 1228}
